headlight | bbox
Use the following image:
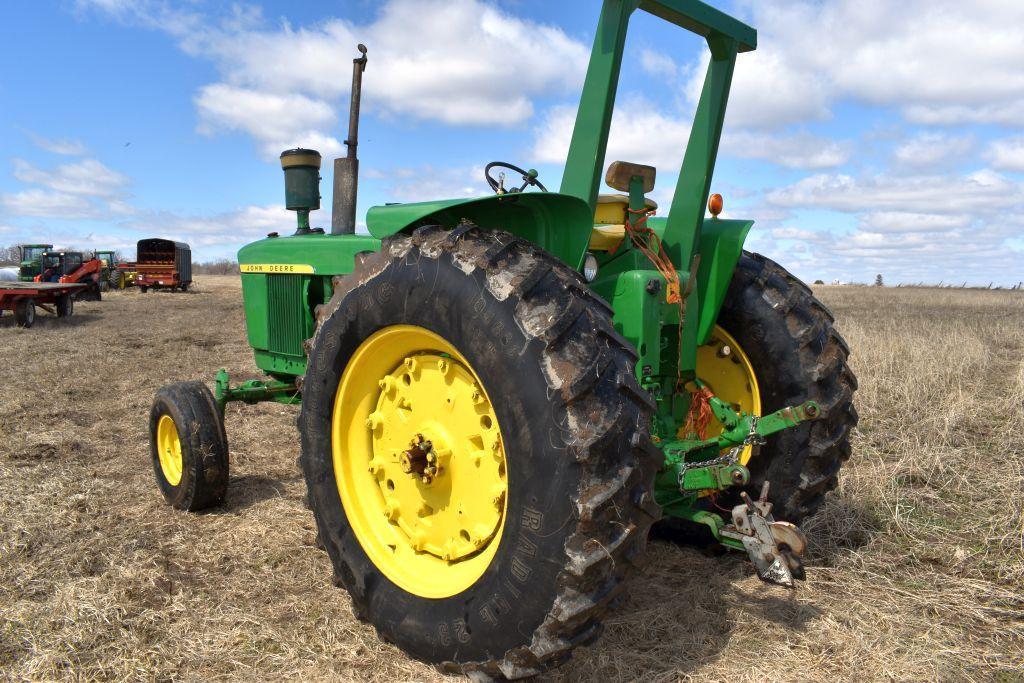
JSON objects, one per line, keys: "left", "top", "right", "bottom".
{"left": 583, "top": 252, "right": 599, "bottom": 282}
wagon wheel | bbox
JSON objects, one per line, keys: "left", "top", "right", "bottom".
{"left": 14, "top": 298, "right": 35, "bottom": 328}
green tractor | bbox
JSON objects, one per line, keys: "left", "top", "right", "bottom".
{"left": 18, "top": 244, "right": 54, "bottom": 281}
{"left": 93, "top": 250, "right": 119, "bottom": 290}
{"left": 149, "top": 1, "right": 856, "bottom": 677}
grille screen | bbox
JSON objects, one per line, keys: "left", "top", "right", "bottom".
{"left": 267, "top": 275, "right": 305, "bottom": 356}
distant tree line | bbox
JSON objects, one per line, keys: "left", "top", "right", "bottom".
{"left": 193, "top": 260, "right": 239, "bottom": 275}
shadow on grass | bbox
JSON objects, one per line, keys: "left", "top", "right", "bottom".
{"left": 222, "top": 473, "right": 305, "bottom": 512}
{"left": 0, "top": 311, "right": 101, "bottom": 329}
{"left": 558, "top": 496, "right": 877, "bottom": 679}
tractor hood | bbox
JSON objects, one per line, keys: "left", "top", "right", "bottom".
{"left": 366, "top": 192, "right": 594, "bottom": 270}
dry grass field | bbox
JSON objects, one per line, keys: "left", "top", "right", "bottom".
{"left": 1, "top": 277, "right": 1022, "bottom": 682}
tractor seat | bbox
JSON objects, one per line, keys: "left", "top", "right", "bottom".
{"left": 589, "top": 194, "right": 658, "bottom": 252}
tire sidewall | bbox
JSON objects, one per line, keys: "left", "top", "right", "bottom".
{"left": 716, "top": 253, "right": 846, "bottom": 514}
{"left": 301, "top": 246, "right": 583, "bottom": 663}
{"left": 149, "top": 390, "right": 203, "bottom": 508}
{"left": 148, "top": 383, "right": 229, "bottom": 511}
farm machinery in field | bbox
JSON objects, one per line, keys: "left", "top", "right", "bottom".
{"left": 17, "top": 244, "right": 53, "bottom": 281}
{"left": 0, "top": 281, "right": 86, "bottom": 327}
{"left": 34, "top": 251, "right": 103, "bottom": 301}
{"left": 135, "top": 238, "right": 191, "bottom": 293}
{"left": 93, "top": 250, "right": 137, "bottom": 290}
{"left": 148, "top": 0, "right": 856, "bottom": 678}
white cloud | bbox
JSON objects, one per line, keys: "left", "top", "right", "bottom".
{"left": 690, "top": 49, "right": 832, "bottom": 129}
{"left": 986, "top": 136, "right": 1024, "bottom": 172}
{"left": 682, "top": 0, "right": 1024, "bottom": 129}
{"left": 123, "top": 204, "right": 299, "bottom": 249}
{"left": 639, "top": 49, "right": 680, "bottom": 79}
{"left": 767, "top": 169, "right": 1021, "bottom": 213}
{"left": 858, "top": 211, "right": 970, "bottom": 233}
{"left": 892, "top": 132, "right": 975, "bottom": 168}
{"left": 29, "top": 134, "right": 89, "bottom": 156}
{"left": 12, "top": 158, "right": 130, "bottom": 198}
{"left": 194, "top": 85, "right": 342, "bottom": 159}
{"left": 903, "top": 102, "right": 1024, "bottom": 127}
{"left": 755, "top": 167, "right": 1024, "bottom": 284}
{"left": 78, "top": 0, "right": 589, "bottom": 157}
{"left": 3, "top": 156, "right": 134, "bottom": 223}
{"left": 771, "top": 227, "right": 827, "bottom": 241}
{"left": 1, "top": 189, "right": 100, "bottom": 219}
{"left": 378, "top": 165, "right": 482, "bottom": 203}
{"left": 723, "top": 130, "right": 851, "bottom": 169}
{"left": 532, "top": 103, "right": 849, "bottom": 172}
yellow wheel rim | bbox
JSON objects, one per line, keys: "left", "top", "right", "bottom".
{"left": 156, "top": 414, "right": 184, "bottom": 486}
{"left": 695, "top": 325, "right": 762, "bottom": 466}
{"left": 332, "top": 325, "right": 508, "bottom": 599}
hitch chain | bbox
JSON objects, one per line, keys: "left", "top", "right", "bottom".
{"left": 676, "top": 416, "right": 763, "bottom": 488}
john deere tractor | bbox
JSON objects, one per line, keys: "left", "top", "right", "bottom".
{"left": 93, "top": 250, "right": 122, "bottom": 290}
{"left": 149, "top": 1, "right": 856, "bottom": 677}
{"left": 18, "top": 244, "right": 53, "bottom": 281}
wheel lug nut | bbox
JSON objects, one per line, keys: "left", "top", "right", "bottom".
{"left": 365, "top": 412, "right": 384, "bottom": 430}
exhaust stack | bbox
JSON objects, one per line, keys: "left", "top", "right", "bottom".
{"left": 332, "top": 44, "right": 368, "bottom": 235}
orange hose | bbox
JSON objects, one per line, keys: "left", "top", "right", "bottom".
{"left": 624, "top": 207, "right": 686, "bottom": 392}
{"left": 683, "top": 385, "right": 715, "bottom": 440}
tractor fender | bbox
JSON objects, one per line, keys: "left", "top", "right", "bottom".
{"left": 366, "top": 193, "right": 594, "bottom": 270}
{"left": 693, "top": 218, "right": 755, "bottom": 345}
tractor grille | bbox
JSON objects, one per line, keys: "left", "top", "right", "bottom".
{"left": 267, "top": 275, "right": 306, "bottom": 356}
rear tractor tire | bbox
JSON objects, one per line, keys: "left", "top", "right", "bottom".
{"left": 149, "top": 381, "right": 229, "bottom": 511}
{"left": 299, "top": 224, "right": 660, "bottom": 679}
{"left": 684, "top": 252, "right": 857, "bottom": 527}
{"left": 110, "top": 269, "right": 125, "bottom": 290}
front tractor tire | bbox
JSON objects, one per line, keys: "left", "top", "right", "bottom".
{"left": 705, "top": 252, "right": 858, "bottom": 523}
{"left": 148, "top": 381, "right": 229, "bottom": 511}
{"left": 299, "top": 224, "right": 660, "bottom": 679}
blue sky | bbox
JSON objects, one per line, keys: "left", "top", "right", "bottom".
{"left": 1, "top": 0, "right": 1023, "bottom": 285}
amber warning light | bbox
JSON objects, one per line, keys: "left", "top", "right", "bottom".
{"left": 708, "top": 193, "right": 724, "bottom": 217}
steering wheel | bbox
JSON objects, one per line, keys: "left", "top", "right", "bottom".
{"left": 484, "top": 161, "right": 547, "bottom": 194}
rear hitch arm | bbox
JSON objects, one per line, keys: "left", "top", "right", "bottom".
{"left": 657, "top": 398, "right": 823, "bottom": 586}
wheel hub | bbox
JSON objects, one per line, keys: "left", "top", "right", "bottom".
{"left": 367, "top": 353, "right": 506, "bottom": 563}
{"left": 156, "top": 414, "right": 183, "bottom": 486}
{"left": 692, "top": 325, "right": 762, "bottom": 466}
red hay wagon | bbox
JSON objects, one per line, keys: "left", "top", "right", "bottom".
{"left": 0, "top": 282, "right": 88, "bottom": 328}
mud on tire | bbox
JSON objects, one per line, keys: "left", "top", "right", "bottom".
{"left": 718, "top": 252, "right": 858, "bottom": 522}
{"left": 149, "top": 381, "right": 230, "bottom": 511}
{"left": 299, "top": 224, "right": 661, "bottom": 679}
